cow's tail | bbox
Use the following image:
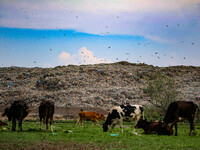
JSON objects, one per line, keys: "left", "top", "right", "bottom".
{"left": 195, "top": 104, "right": 200, "bottom": 122}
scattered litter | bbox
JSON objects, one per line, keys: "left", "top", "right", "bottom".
{"left": 110, "top": 134, "right": 119, "bottom": 136}
{"left": 66, "top": 130, "right": 73, "bottom": 133}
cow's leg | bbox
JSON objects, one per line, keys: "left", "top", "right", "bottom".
{"left": 188, "top": 118, "right": 195, "bottom": 135}
{"left": 18, "top": 119, "right": 23, "bottom": 132}
{"left": 174, "top": 122, "right": 178, "bottom": 136}
{"left": 119, "top": 120, "right": 123, "bottom": 133}
{"left": 133, "top": 117, "right": 140, "bottom": 135}
{"left": 50, "top": 117, "right": 53, "bottom": 133}
{"left": 43, "top": 117, "right": 46, "bottom": 132}
{"left": 111, "top": 124, "right": 116, "bottom": 130}
{"left": 80, "top": 118, "right": 83, "bottom": 127}
{"left": 40, "top": 116, "right": 43, "bottom": 130}
{"left": 76, "top": 118, "right": 80, "bottom": 127}
{"left": 12, "top": 119, "right": 16, "bottom": 131}
{"left": 94, "top": 119, "right": 100, "bottom": 127}
{"left": 171, "top": 117, "right": 179, "bottom": 136}
{"left": 46, "top": 117, "right": 49, "bottom": 130}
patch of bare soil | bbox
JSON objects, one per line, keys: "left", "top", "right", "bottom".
{"left": 0, "top": 141, "right": 112, "bottom": 150}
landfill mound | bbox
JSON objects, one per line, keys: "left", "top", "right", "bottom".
{"left": 0, "top": 61, "right": 200, "bottom": 111}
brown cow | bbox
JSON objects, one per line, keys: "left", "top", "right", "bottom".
{"left": 76, "top": 109, "right": 106, "bottom": 127}
{"left": 135, "top": 118, "right": 173, "bottom": 135}
{"left": 160, "top": 101, "right": 198, "bottom": 136}
{"left": 39, "top": 100, "right": 54, "bottom": 132}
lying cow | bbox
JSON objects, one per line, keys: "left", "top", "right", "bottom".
{"left": 39, "top": 100, "right": 54, "bottom": 133}
{"left": 2, "top": 100, "right": 29, "bottom": 131}
{"left": 76, "top": 109, "right": 106, "bottom": 127}
{"left": 103, "top": 104, "right": 144, "bottom": 133}
{"left": 161, "top": 101, "right": 198, "bottom": 136}
{"left": 135, "top": 118, "right": 173, "bottom": 135}
{"left": 0, "top": 120, "right": 8, "bottom": 127}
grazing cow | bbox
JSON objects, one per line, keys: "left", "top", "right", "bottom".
{"left": 39, "top": 100, "right": 54, "bottom": 133}
{"left": 76, "top": 109, "right": 106, "bottom": 127}
{"left": 2, "top": 100, "right": 29, "bottom": 131}
{"left": 103, "top": 104, "right": 144, "bottom": 133}
{"left": 135, "top": 118, "right": 173, "bottom": 135}
{"left": 0, "top": 120, "right": 8, "bottom": 127}
{"left": 160, "top": 101, "right": 198, "bottom": 136}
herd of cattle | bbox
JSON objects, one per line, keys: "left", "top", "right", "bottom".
{"left": 0, "top": 100, "right": 198, "bottom": 136}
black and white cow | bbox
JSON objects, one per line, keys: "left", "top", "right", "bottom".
{"left": 103, "top": 104, "right": 144, "bottom": 133}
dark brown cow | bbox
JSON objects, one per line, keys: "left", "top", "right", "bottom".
{"left": 39, "top": 100, "right": 54, "bottom": 132}
{"left": 2, "top": 100, "right": 29, "bottom": 131}
{"left": 135, "top": 118, "right": 173, "bottom": 135}
{"left": 161, "top": 101, "right": 198, "bottom": 136}
{"left": 0, "top": 120, "right": 8, "bottom": 127}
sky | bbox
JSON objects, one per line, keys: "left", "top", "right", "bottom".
{"left": 0, "top": 0, "right": 200, "bottom": 68}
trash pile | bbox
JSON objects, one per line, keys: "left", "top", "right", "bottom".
{"left": 0, "top": 62, "right": 199, "bottom": 110}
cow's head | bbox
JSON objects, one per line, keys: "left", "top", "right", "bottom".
{"left": 100, "top": 115, "right": 106, "bottom": 121}
{"left": 2, "top": 108, "right": 12, "bottom": 121}
{"left": 135, "top": 118, "right": 147, "bottom": 128}
{"left": 103, "top": 123, "right": 108, "bottom": 132}
{"left": 158, "top": 121, "right": 173, "bottom": 135}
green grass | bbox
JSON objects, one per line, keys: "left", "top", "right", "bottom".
{"left": 1, "top": 120, "right": 200, "bottom": 150}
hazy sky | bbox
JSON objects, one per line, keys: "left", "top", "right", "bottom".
{"left": 0, "top": 0, "right": 200, "bottom": 67}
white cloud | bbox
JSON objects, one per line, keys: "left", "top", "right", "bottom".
{"left": 0, "top": 0, "right": 200, "bottom": 43}
{"left": 58, "top": 47, "right": 112, "bottom": 66}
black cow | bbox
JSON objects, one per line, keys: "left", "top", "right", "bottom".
{"left": 135, "top": 118, "right": 173, "bottom": 135}
{"left": 103, "top": 104, "right": 144, "bottom": 133}
{"left": 161, "top": 101, "right": 198, "bottom": 136}
{"left": 2, "top": 100, "right": 29, "bottom": 131}
{"left": 39, "top": 100, "right": 54, "bottom": 132}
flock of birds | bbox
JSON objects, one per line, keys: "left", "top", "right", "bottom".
{"left": 0, "top": 6, "right": 198, "bottom": 66}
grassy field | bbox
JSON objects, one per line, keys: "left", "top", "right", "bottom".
{"left": 1, "top": 120, "right": 200, "bottom": 150}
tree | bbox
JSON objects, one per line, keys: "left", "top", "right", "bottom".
{"left": 143, "top": 72, "right": 178, "bottom": 113}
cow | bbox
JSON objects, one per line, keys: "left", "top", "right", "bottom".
{"left": 103, "top": 104, "right": 144, "bottom": 134}
{"left": 2, "top": 100, "right": 29, "bottom": 132}
{"left": 76, "top": 109, "right": 106, "bottom": 127}
{"left": 39, "top": 100, "right": 55, "bottom": 133}
{"left": 135, "top": 118, "right": 173, "bottom": 135}
{"left": 160, "top": 101, "right": 198, "bottom": 136}
{"left": 0, "top": 120, "right": 8, "bottom": 127}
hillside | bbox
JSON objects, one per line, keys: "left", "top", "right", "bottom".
{"left": 0, "top": 61, "right": 200, "bottom": 111}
